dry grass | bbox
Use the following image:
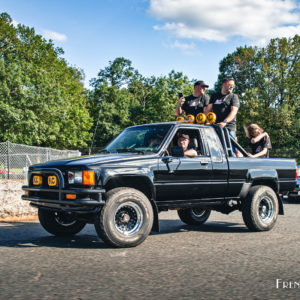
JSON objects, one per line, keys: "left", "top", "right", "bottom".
{"left": 0, "top": 215, "right": 38, "bottom": 223}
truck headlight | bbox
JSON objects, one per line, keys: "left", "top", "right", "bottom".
{"left": 68, "top": 170, "right": 95, "bottom": 185}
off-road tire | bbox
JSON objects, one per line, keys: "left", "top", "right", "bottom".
{"left": 178, "top": 208, "right": 211, "bottom": 225}
{"left": 242, "top": 185, "right": 279, "bottom": 231}
{"left": 95, "top": 187, "right": 153, "bottom": 248}
{"left": 38, "top": 209, "right": 86, "bottom": 236}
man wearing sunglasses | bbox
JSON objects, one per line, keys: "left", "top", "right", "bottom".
{"left": 205, "top": 78, "right": 240, "bottom": 141}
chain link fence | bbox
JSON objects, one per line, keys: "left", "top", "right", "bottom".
{"left": 0, "top": 141, "right": 81, "bottom": 180}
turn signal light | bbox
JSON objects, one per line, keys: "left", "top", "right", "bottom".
{"left": 83, "top": 170, "right": 95, "bottom": 185}
{"left": 66, "top": 194, "right": 76, "bottom": 200}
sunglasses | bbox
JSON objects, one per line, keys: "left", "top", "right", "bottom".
{"left": 225, "top": 82, "right": 235, "bottom": 88}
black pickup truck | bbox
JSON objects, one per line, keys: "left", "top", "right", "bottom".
{"left": 22, "top": 122, "right": 297, "bottom": 247}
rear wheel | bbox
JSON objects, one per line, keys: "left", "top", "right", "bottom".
{"left": 94, "top": 187, "right": 153, "bottom": 248}
{"left": 38, "top": 209, "right": 86, "bottom": 236}
{"left": 242, "top": 185, "right": 278, "bottom": 231}
{"left": 178, "top": 208, "right": 211, "bottom": 225}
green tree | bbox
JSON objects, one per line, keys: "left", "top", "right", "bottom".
{"left": 0, "top": 13, "right": 92, "bottom": 148}
{"left": 90, "top": 57, "right": 134, "bottom": 88}
{"left": 143, "top": 70, "right": 192, "bottom": 124}
{"left": 89, "top": 58, "right": 138, "bottom": 147}
{"left": 89, "top": 58, "right": 193, "bottom": 148}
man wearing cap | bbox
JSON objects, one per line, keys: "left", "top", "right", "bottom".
{"left": 177, "top": 133, "right": 197, "bottom": 157}
{"left": 205, "top": 78, "right": 240, "bottom": 140}
{"left": 176, "top": 80, "right": 210, "bottom": 118}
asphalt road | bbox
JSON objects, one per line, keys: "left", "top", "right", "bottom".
{"left": 1, "top": 201, "right": 300, "bottom": 300}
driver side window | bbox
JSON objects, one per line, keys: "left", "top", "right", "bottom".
{"left": 167, "top": 129, "right": 205, "bottom": 156}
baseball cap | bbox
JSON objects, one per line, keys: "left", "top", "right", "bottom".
{"left": 194, "top": 80, "right": 209, "bottom": 88}
{"left": 179, "top": 133, "right": 189, "bottom": 140}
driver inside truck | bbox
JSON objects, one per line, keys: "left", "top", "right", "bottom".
{"left": 177, "top": 133, "right": 197, "bottom": 157}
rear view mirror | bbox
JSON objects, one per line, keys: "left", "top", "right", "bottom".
{"left": 171, "top": 146, "right": 184, "bottom": 157}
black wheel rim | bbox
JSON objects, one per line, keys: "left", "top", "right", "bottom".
{"left": 54, "top": 212, "right": 77, "bottom": 227}
{"left": 114, "top": 202, "right": 143, "bottom": 236}
{"left": 192, "top": 208, "right": 207, "bottom": 218}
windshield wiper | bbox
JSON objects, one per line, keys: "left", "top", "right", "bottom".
{"left": 116, "top": 148, "right": 145, "bottom": 154}
{"left": 99, "top": 149, "right": 111, "bottom": 154}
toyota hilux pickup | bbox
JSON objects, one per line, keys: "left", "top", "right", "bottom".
{"left": 22, "top": 122, "right": 297, "bottom": 247}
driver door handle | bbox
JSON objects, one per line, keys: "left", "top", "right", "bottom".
{"left": 200, "top": 159, "right": 209, "bottom": 165}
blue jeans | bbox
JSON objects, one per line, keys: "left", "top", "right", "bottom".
{"left": 228, "top": 130, "right": 236, "bottom": 140}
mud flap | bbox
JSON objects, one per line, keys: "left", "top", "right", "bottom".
{"left": 277, "top": 194, "right": 284, "bottom": 215}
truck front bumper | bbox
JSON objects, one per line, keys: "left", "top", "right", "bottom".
{"left": 22, "top": 168, "right": 106, "bottom": 212}
{"left": 22, "top": 186, "right": 105, "bottom": 205}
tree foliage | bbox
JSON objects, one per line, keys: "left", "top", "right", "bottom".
{"left": 0, "top": 13, "right": 92, "bottom": 148}
{"left": 88, "top": 58, "right": 192, "bottom": 147}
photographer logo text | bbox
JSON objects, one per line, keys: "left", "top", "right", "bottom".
{"left": 276, "top": 279, "right": 300, "bottom": 289}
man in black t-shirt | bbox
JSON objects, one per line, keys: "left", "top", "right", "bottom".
{"left": 205, "top": 78, "right": 240, "bottom": 140}
{"left": 176, "top": 80, "right": 210, "bottom": 118}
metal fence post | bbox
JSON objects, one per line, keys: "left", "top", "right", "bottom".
{"left": 6, "top": 141, "right": 10, "bottom": 179}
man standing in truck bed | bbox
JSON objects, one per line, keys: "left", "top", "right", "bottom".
{"left": 175, "top": 80, "right": 210, "bottom": 118}
{"left": 205, "top": 78, "right": 240, "bottom": 140}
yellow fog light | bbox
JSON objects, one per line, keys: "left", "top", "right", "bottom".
{"left": 176, "top": 116, "right": 185, "bottom": 122}
{"left": 206, "top": 112, "right": 217, "bottom": 124}
{"left": 186, "top": 114, "right": 195, "bottom": 123}
{"left": 48, "top": 175, "right": 57, "bottom": 187}
{"left": 33, "top": 175, "right": 42, "bottom": 185}
{"left": 66, "top": 194, "right": 76, "bottom": 200}
{"left": 83, "top": 171, "right": 95, "bottom": 185}
{"left": 196, "top": 113, "right": 206, "bottom": 124}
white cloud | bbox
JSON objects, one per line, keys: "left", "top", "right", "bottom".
{"left": 166, "top": 39, "right": 199, "bottom": 55}
{"left": 171, "top": 40, "right": 195, "bottom": 50}
{"left": 43, "top": 30, "right": 67, "bottom": 42}
{"left": 149, "top": 0, "right": 300, "bottom": 44}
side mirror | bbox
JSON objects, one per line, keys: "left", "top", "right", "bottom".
{"left": 171, "top": 146, "right": 184, "bottom": 157}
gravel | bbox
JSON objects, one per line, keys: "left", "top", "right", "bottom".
{"left": 0, "top": 180, "right": 37, "bottom": 219}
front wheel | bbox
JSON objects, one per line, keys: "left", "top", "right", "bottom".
{"left": 242, "top": 185, "right": 279, "bottom": 231}
{"left": 38, "top": 209, "right": 86, "bottom": 236}
{"left": 94, "top": 187, "right": 153, "bottom": 248}
{"left": 178, "top": 208, "right": 211, "bottom": 225}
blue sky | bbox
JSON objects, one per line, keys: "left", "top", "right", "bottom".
{"left": 1, "top": 0, "right": 299, "bottom": 89}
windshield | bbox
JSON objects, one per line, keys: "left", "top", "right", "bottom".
{"left": 105, "top": 124, "right": 173, "bottom": 154}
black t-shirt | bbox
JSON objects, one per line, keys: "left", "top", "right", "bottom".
{"left": 249, "top": 136, "right": 272, "bottom": 158}
{"left": 182, "top": 94, "right": 210, "bottom": 117}
{"left": 209, "top": 92, "right": 240, "bottom": 131}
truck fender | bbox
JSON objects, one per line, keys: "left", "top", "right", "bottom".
{"left": 239, "top": 169, "right": 279, "bottom": 199}
{"left": 247, "top": 169, "right": 279, "bottom": 191}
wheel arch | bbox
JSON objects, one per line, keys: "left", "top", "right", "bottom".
{"left": 104, "top": 175, "right": 159, "bottom": 232}
{"left": 242, "top": 180, "right": 284, "bottom": 215}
